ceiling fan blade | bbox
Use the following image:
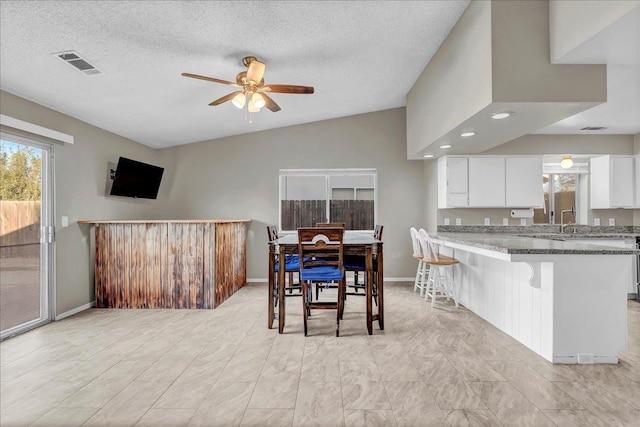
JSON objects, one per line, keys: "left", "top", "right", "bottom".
{"left": 246, "top": 60, "right": 266, "bottom": 84}
{"left": 261, "top": 93, "right": 281, "bottom": 112}
{"left": 262, "top": 84, "right": 314, "bottom": 94}
{"left": 209, "top": 91, "right": 242, "bottom": 106}
{"left": 182, "top": 72, "right": 240, "bottom": 87}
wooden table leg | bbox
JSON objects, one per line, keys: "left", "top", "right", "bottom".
{"left": 268, "top": 250, "right": 275, "bottom": 329}
{"left": 377, "top": 248, "right": 384, "bottom": 330}
{"left": 278, "top": 253, "right": 286, "bottom": 334}
{"left": 366, "top": 247, "right": 373, "bottom": 335}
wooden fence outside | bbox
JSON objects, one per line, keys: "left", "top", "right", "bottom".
{"left": 281, "top": 199, "right": 374, "bottom": 230}
{"left": 0, "top": 201, "right": 40, "bottom": 247}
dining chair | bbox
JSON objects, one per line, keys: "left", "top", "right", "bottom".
{"left": 316, "top": 222, "right": 346, "bottom": 228}
{"left": 411, "top": 227, "right": 429, "bottom": 297}
{"left": 267, "top": 225, "right": 301, "bottom": 304}
{"left": 298, "top": 227, "right": 346, "bottom": 336}
{"left": 314, "top": 222, "right": 346, "bottom": 300}
{"left": 418, "top": 229, "right": 459, "bottom": 308}
{"left": 344, "top": 225, "right": 383, "bottom": 305}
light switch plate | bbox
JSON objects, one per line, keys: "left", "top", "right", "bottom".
{"left": 61, "top": 216, "right": 69, "bottom": 227}
{"left": 444, "top": 218, "right": 450, "bottom": 225}
{"left": 484, "top": 218, "right": 490, "bottom": 226}
{"left": 455, "top": 218, "right": 462, "bottom": 226}
{"left": 502, "top": 218, "right": 509, "bottom": 226}
{"left": 520, "top": 218, "right": 527, "bottom": 226}
{"left": 594, "top": 218, "right": 600, "bottom": 226}
{"left": 608, "top": 218, "right": 615, "bottom": 226}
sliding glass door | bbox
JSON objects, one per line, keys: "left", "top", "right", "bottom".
{"left": 0, "top": 134, "right": 53, "bottom": 339}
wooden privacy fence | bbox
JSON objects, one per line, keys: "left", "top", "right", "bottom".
{"left": 0, "top": 201, "right": 40, "bottom": 251}
{"left": 281, "top": 199, "right": 374, "bottom": 230}
{"left": 533, "top": 192, "right": 575, "bottom": 224}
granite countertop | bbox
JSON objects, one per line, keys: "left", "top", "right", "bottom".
{"left": 431, "top": 232, "right": 640, "bottom": 255}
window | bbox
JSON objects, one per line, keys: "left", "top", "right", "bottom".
{"left": 534, "top": 173, "right": 584, "bottom": 224}
{"left": 279, "top": 169, "right": 377, "bottom": 231}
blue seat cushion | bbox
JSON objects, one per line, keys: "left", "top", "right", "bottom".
{"left": 300, "top": 266, "right": 344, "bottom": 282}
{"left": 274, "top": 255, "right": 301, "bottom": 272}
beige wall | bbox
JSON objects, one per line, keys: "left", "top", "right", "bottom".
{"left": 406, "top": 0, "right": 491, "bottom": 158}
{"left": 550, "top": 0, "right": 639, "bottom": 62}
{"left": 430, "top": 134, "right": 636, "bottom": 226}
{"left": 0, "top": 90, "right": 162, "bottom": 315}
{"left": 491, "top": 0, "right": 606, "bottom": 103}
{"left": 157, "top": 108, "right": 424, "bottom": 280}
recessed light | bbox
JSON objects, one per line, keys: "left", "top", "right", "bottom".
{"left": 423, "top": 154, "right": 434, "bottom": 158}
{"left": 460, "top": 131, "right": 475, "bottom": 137}
{"left": 440, "top": 144, "right": 452, "bottom": 149}
{"left": 491, "top": 112, "right": 512, "bottom": 120}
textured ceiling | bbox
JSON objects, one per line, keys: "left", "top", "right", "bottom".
{"left": 0, "top": 0, "right": 469, "bottom": 148}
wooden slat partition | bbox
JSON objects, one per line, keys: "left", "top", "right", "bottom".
{"left": 214, "top": 222, "right": 247, "bottom": 307}
{"left": 89, "top": 220, "right": 248, "bottom": 309}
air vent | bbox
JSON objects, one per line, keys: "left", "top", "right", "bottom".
{"left": 53, "top": 51, "right": 102, "bottom": 75}
{"left": 580, "top": 126, "right": 608, "bottom": 131}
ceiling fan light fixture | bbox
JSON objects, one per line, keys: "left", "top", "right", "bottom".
{"left": 251, "top": 93, "right": 266, "bottom": 109}
{"left": 248, "top": 101, "right": 260, "bottom": 113}
{"left": 231, "top": 93, "right": 246, "bottom": 109}
{"left": 560, "top": 156, "right": 573, "bottom": 169}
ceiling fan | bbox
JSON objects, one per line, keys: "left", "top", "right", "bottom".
{"left": 182, "top": 56, "right": 314, "bottom": 113}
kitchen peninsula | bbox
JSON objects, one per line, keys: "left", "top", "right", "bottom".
{"left": 78, "top": 219, "right": 250, "bottom": 309}
{"left": 430, "top": 229, "right": 639, "bottom": 364}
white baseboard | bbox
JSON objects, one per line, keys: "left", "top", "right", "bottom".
{"left": 55, "top": 301, "right": 95, "bottom": 321}
{"left": 247, "top": 277, "right": 414, "bottom": 283}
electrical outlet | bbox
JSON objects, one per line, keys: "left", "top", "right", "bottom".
{"left": 520, "top": 218, "right": 527, "bottom": 226}
{"left": 594, "top": 218, "right": 600, "bottom": 226}
{"left": 609, "top": 218, "right": 615, "bottom": 226}
{"left": 484, "top": 218, "right": 490, "bottom": 226}
{"left": 61, "top": 216, "right": 69, "bottom": 228}
{"left": 578, "top": 353, "right": 594, "bottom": 364}
{"left": 444, "top": 218, "right": 450, "bottom": 225}
{"left": 503, "top": 218, "right": 509, "bottom": 226}
{"left": 455, "top": 218, "right": 462, "bottom": 226}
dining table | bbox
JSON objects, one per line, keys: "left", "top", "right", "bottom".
{"left": 268, "top": 231, "right": 384, "bottom": 335}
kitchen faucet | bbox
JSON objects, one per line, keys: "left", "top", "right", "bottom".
{"left": 560, "top": 206, "right": 576, "bottom": 233}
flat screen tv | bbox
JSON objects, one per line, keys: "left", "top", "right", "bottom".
{"left": 110, "top": 157, "right": 164, "bottom": 199}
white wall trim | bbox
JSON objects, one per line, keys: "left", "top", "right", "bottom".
{"left": 55, "top": 300, "right": 95, "bottom": 321}
{"left": 0, "top": 114, "right": 74, "bottom": 144}
{"left": 247, "top": 277, "right": 414, "bottom": 283}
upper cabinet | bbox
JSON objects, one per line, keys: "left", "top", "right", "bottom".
{"left": 505, "top": 157, "right": 544, "bottom": 207}
{"left": 438, "top": 157, "right": 468, "bottom": 208}
{"left": 438, "top": 155, "right": 543, "bottom": 208}
{"left": 468, "top": 157, "right": 505, "bottom": 207}
{"left": 590, "top": 155, "right": 639, "bottom": 209}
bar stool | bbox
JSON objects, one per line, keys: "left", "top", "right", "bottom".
{"left": 411, "top": 227, "right": 429, "bottom": 297}
{"left": 418, "top": 229, "right": 459, "bottom": 308}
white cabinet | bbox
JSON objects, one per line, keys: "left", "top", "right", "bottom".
{"left": 636, "top": 156, "right": 640, "bottom": 208}
{"left": 438, "top": 157, "right": 468, "bottom": 208}
{"left": 505, "top": 157, "right": 543, "bottom": 207}
{"left": 437, "top": 155, "right": 543, "bottom": 208}
{"left": 590, "top": 155, "right": 638, "bottom": 209}
{"left": 468, "top": 157, "right": 505, "bottom": 207}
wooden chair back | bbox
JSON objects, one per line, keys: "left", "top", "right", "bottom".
{"left": 374, "top": 224, "right": 384, "bottom": 240}
{"left": 316, "top": 222, "right": 346, "bottom": 228}
{"left": 266, "top": 225, "right": 279, "bottom": 242}
{"left": 298, "top": 227, "right": 344, "bottom": 271}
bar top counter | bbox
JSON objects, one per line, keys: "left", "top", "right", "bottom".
{"left": 430, "top": 232, "right": 639, "bottom": 255}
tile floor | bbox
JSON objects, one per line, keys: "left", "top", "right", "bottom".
{"left": 1, "top": 282, "right": 639, "bottom": 426}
